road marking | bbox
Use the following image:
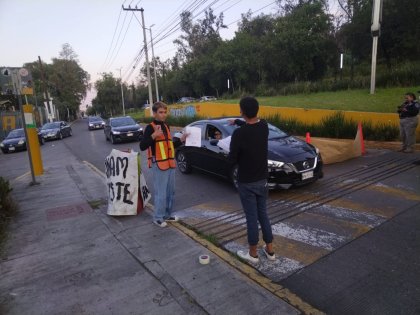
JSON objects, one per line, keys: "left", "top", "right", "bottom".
{"left": 370, "top": 182, "right": 420, "bottom": 201}
{"left": 172, "top": 222, "right": 324, "bottom": 315}
{"left": 13, "top": 171, "right": 30, "bottom": 181}
{"left": 271, "top": 222, "right": 346, "bottom": 251}
{"left": 83, "top": 160, "right": 105, "bottom": 178}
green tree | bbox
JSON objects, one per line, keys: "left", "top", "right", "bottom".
{"left": 92, "top": 73, "right": 121, "bottom": 117}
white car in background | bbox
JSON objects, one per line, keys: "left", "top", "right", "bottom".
{"left": 200, "top": 96, "right": 217, "bottom": 102}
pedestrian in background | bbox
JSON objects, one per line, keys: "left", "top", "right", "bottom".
{"left": 397, "top": 92, "right": 419, "bottom": 153}
{"left": 228, "top": 96, "right": 275, "bottom": 264}
{"left": 140, "top": 102, "right": 179, "bottom": 227}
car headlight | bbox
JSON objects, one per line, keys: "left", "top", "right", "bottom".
{"left": 315, "top": 147, "right": 320, "bottom": 154}
{"left": 138, "top": 127, "right": 143, "bottom": 132}
{"left": 267, "top": 160, "right": 284, "bottom": 168}
{"left": 112, "top": 131, "right": 121, "bottom": 135}
{"left": 18, "top": 139, "right": 25, "bottom": 145}
{"left": 89, "top": 123, "right": 94, "bottom": 126}
{"left": 0, "top": 143, "right": 4, "bottom": 147}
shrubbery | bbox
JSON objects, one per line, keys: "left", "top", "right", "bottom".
{"left": 0, "top": 177, "right": 18, "bottom": 252}
{"left": 140, "top": 111, "right": 399, "bottom": 141}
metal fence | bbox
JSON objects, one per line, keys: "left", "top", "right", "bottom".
{"left": 0, "top": 107, "right": 47, "bottom": 140}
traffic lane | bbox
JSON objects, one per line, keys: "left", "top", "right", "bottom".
{"left": 64, "top": 120, "right": 240, "bottom": 211}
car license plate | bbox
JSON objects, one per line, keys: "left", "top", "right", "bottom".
{"left": 302, "top": 171, "right": 313, "bottom": 180}
{"left": 127, "top": 133, "right": 133, "bottom": 137}
{"left": 9, "top": 147, "right": 15, "bottom": 151}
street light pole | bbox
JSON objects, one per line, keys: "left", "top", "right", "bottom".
{"left": 117, "top": 67, "right": 126, "bottom": 116}
{"left": 148, "top": 24, "right": 160, "bottom": 102}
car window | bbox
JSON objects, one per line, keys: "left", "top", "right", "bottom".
{"left": 89, "top": 117, "right": 103, "bottom": 122}
{"left": 42, "top": 122, "right": 60, "bottom": 129}
{"left": 6, "top": 129, "right": 24, "bottom": 138}
{"left": 267, "top": 123, "right": 288, "bottom": 139}
{"left": 110, "top": 117, "right": 136, "bottom": 127}
{"left": 206, "top": 124, "right": 222, "bottom": 139}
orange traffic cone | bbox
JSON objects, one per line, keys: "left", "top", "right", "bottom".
{"left": 358, "top": 122, "right": 365, "bottom": 154}
{"left": 305, "top": 132, "right": 311, "bottom": 144}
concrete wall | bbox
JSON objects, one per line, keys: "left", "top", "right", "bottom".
{"left": 146, "top": 102, "right": 420, "bottom": 140}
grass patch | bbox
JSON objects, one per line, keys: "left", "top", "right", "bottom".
{"left": 88, "top": 199, "right": 107, "bottom": 209}
{"left": 219, "top": 86, "right": 417, "bottom": 113}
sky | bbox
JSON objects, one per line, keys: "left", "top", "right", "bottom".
{"left": 0, "top": 0, "right": 338, "bottom": 108}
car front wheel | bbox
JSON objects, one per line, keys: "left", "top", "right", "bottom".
{"left": 39, "top": 137, "right": 45, "bottom": 145}
{"left": 69, "top": 129, "right": 73, "bottom": 136}
{"left": 58, "top": 132, "right": 63, "bottom": 140}
{"left": 111, "top": 135, "right": 116, "bottom": 144}
{"left": 176, "top": 151, "right": 192, "bottom": 174}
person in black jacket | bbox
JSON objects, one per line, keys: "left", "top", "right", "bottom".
{"left": 228, "top": 97, "right": 275, "bottom": 264}
{"left": 397, "top": 92, "right": 419, "bottom": 153}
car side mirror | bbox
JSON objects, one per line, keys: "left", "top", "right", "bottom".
{"left": 209, "top": 139, "right": 219, "bottom": 146}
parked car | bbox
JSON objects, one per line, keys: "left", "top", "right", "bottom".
{"left": 104, "top": 116, "right": 143, "bottom": 144}
{"left": 39, "top": 121, "right": 72, "bottom": 141}
{"left": 0, "top": 128, "right": 44, "bottom": 154}
{"left": 173, "top": 117, "right": 323, "bottom": 190}
{"left": 88, "top": 116, "right": 105, "bottom": 130}
{"left": 177, "top": 97, "right": 196, "bottom": 104}
{"left": 199, "top": 96, "right": 217, "bottom": 102}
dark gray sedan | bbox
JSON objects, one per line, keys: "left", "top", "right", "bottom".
{"left": 39, "top": 121, "right": 72, "bottom": 141}
{"left": 174, "top": 117, "right": 324, "bottom": 190}
{"left": 104, "top": 116, "right": 143, "bottom": 144}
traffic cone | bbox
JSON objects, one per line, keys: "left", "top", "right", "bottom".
{"left": 357, "top": 122, "right": 365, "bottom": 154}
{"left": 305, "top": 132, "right": 311, "bottom": 144}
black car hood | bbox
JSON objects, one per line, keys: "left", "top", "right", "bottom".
{"left": 268, "top": 136, "right": 316, "bottom": 162}
{"left": 112, "top": 124, "right": 140, "bottom": 132}
{"left": 2, "top": 137, "right": 25, "bottom": 145}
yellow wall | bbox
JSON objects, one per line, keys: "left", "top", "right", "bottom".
{"left": 146, "top": 102, "right": 420, "bottom": 140}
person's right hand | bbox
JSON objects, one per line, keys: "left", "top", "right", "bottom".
{"left": 152, "top": 125, "right": 163, "bottom": 139}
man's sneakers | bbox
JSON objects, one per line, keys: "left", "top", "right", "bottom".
{"left": 165, "top": 216, "right": 179, "bottom": 222}
{"left": 153, "top": 216, "right": 179, "bottom": 228}
{"left": 263, "top": 245, "right": 276, "bottom": 261}
{"left": 237, "top": 250, "right": 259, "bottom": 264}
{"left": 153, "top": 220, "right": 167, "bottom": 228}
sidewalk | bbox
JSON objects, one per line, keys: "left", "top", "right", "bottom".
{"left": 0, "top": 143, "right": 302, "bottom": 314}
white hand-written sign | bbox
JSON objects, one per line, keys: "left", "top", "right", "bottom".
{"left": 105, "top": 149, "right": 139, "bottom": 215}
{"left": 185, "top": 126, "right": 201, "bottom": 147}
{"left": 217, "top": 136, "right": 231, "bottom": 152}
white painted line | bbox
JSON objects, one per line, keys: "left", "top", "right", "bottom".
{"left": 312, "top": 205, "right": 386, "bottom": 228}
{"left": 271, "top": 222, "right": 347, "bottom": 251}
{"left": 13, "top": 171, "right": 30, "bottom": 181}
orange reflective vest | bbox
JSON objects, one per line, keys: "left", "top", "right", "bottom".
{"left": 147, "top": 122, "right": 176, "bottom": 170}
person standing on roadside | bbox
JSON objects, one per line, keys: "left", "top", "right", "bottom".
{"left": 140, "top": 102, "right": 180, "bottom": 227}
{"left": 397, "top": 92, "right": 419, "bottom": 153}
{"left": 228, "top": 96, "right": 275, "bottom": 264}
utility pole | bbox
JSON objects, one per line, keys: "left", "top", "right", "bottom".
{"left": 117, "top": 67, "right": 126, "bottom": 116}
{"left": 122, "top": 5, "right": 153, "bottom": 116}
{"left": 148, "top": 24, "right": 160, "bottom": 102}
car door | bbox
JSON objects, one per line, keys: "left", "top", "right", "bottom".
{"left": 60, "top": 122, "right": 69, "bottom": 136}
{"left": 192, "top": 123, "right": 230, "bottom": 177}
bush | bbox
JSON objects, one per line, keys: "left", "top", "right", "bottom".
{"left": 0, "top": 177, "right": 18, "bottom": 252}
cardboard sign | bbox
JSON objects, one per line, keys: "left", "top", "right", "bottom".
{"left": 105, "top": 149, "right": 139, "bottom": 215}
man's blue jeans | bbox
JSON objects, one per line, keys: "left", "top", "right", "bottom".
{"left": 238, "top": 179, "right": 273, "bottom": 246}
{"left": 151, "top": 164, "right": 175, "bottom": 221}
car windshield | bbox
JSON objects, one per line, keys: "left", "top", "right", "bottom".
{"left": 6, "top": 129, "right": 24, "bottom": 138}
{"left": 217, "top": 120, "right": 288, "bottom": 139}
{"left": 110, "top": 117, "right": 136, "bottom": 127}
{"left": 89, "top": 117, "right": 103, "bottom": 122}
{"left": 41, "top": 122, "right": 60, "bottom": 129}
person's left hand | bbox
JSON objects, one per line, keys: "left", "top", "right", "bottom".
{"left": 180, "top": 132, "right": 189, "bottom": 142}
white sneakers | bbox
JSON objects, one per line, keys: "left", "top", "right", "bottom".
{"left": 263, "top": 245, "right": 276, "bottom": 261}
{"left": 237, "top": 246, "right": 276, "bottom": 264}
{"left": 237, "top": 250, "right": 259, "bottom": 264}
